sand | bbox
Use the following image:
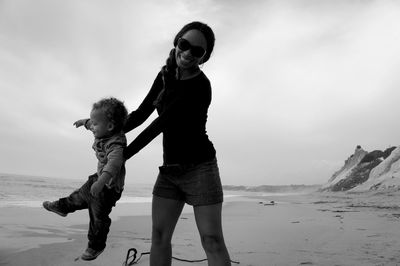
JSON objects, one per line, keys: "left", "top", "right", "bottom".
{"left": 1, "top": 192, "right": 400, "bottom": 266}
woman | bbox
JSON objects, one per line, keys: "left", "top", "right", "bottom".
{"left": 124, "top": 21, "right": 231, "bottom": 266}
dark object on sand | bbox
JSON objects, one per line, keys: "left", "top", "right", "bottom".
{"left": 264, "top": 201, "right": 275, "bottom": 206}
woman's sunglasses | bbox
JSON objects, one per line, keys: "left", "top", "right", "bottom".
{"left": 176, "top": 38, "right": 206, "bottom": 58}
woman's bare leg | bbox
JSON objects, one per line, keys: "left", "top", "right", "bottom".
{"left": 150, "top": 196, "right": 185, "bottom": 266}
{"left": 194, "top": 203, "right": 231, "bottom": 266}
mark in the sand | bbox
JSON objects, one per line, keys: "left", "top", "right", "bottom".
{"left": 347, "top": 204, "right": 400, "bottom": 211}
{"left": 392, "top": 213, "right": 400, "bottom": 218}
{"left": 367, "top": 234, "right": 381, "bottom": 238}
{"left": 110, "top": 243, "right": 122, "bottom": 248}
{"left": 125, "top": 236, "right": 151, "bottom": 242}
{"left": 259, "top": 201, "right": 276, "bottom": 206}
{"left": 234, "top": 250, "right": 280, "bottom": 255}
{"left": 291, "top": 221, "right": 300, "bottom": 224}
{"left": 299, "top": 262, "right": 314, "bottom": 265}
{"left": 334, "top": 215, "right": 344, "bottom": 225}
{"left": 313, "top": 200, "right": 338, "bottom": 204}
{"left": 317, "top": 208, "right": 358, "bottom": 213}
{"left": 180, "top": 217, "right": 188, "bottom": 220}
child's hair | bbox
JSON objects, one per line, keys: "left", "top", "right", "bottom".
{"left": 92, "top": 97, "right": 128, "bottom": 133}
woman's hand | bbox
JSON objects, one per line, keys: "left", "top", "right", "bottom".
{"left": 74, "top": 119, "right": 89, "bottom": 128}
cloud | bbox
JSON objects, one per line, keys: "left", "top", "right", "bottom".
{"left": 1, "top": 0, "right": 400, "bottom": 185}
{"left": 205, "top": 0, "right": 400, "bottom": 185}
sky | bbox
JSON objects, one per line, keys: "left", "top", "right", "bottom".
{"left": 1, "top": 0, "right": 400, "bottom": 186}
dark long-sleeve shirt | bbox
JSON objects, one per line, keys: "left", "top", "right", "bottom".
{"left": 124, "top": 71, "right": 216, "bottom": 165}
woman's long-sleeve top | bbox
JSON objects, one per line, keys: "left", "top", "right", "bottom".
{"left": 124, "top": 71, "right": 216, "bottom": 165}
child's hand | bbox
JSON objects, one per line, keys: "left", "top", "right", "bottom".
{"left": 74, "top": 119, "right": 89, "bottom": 128}
{"left": 90, "top": 181, "right": 104, "bottom": 197}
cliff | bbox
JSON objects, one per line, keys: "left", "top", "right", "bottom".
{"left": 320, "top": 145, "right": 368, "bottom": 191}
{"left": 321, "top": 146, "right": 399, "bottom": 192}
{"left": 351, "top": 146, "right": 400, "bottom": 191}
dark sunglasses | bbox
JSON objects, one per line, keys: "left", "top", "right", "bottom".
{"left": 176, "top": 38, "right": 206, "bottom": 58}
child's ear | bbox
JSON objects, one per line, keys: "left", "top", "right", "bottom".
{"left": 107, "top": 122, "right": 115, "bottom": 132}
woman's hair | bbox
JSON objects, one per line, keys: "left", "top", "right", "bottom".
{"left": 162, "top": 21, "right": 215, "bottom": 79}
{"left": 92, "top": 97, "right": 128, "bottom": 132}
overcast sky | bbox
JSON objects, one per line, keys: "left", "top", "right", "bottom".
{"left": 1, "top": 0, "right": 400, "bottom": 186}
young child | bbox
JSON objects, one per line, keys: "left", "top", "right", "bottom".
{"left": 43, "top": 97, "right": 128, "bottom": 261}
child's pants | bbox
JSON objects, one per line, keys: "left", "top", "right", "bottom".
{"left": 58, "top": 173, "right": 122, "bottom": 251}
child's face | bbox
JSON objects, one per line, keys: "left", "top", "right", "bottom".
{"left": 89, "top": 109, "right": 114, "bottom": 139}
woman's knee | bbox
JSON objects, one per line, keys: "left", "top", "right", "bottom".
{"left": 200, "top": 233, "right": 225, "bottom": 253}
{"left": 151, "top": 225, "right": 172, "bottom": 246}
{"left": 151, "top": 196, "right": 184, "bottom": 246}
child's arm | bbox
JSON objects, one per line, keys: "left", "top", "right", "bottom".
{"left": 90, "top": 138, "right": 125, "bottom": 197}
{"left": 73, "top": 118, "right": 91, "bottom": 130}
{"left": 90, "top": 172, "right": 112, "bottom": 197}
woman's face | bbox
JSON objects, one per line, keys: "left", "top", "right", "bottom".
{"left": 175, "top": 29, "right": 207, "bottom": 70}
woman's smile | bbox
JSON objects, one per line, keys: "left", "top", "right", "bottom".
{"left": 175, "top": 29, "right": 207, "bottom": 72}
{"left": 177, "top": 51, "right": 196, "bottom": 67}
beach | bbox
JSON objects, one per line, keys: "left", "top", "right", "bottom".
{"left": 2, "top": 191, "right": 400, "bottom": 266}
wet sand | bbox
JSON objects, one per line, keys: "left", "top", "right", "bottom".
{"left": 1, "top": 192, "right": 400, "bottom": 266}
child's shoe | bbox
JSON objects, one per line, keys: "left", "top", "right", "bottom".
{"left": 81, "top": 247, "right": 105, "bottom": 261}
{"left": 42, "top": 201, "right": 68, "bottom": 217}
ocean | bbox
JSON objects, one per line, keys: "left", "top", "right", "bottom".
{"left": 0, "top": 173, "right": 154, "bottom": 208}
{"left": 0, "top": 173, "right": 318, "bottom": 208}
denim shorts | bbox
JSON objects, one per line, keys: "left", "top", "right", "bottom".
{"left": 152, "top": 158, "right": 224, "bottom": 206}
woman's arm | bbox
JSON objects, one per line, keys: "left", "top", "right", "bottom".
{"left": 124, "top": 115, "right": 165, "bottom": 160}
{"left": 124, "top": 87, "right": 187, "bottom": 160}
{"left": 124, "top": 74, "right": 211, "bottom": 160}
{"left": 124, "top": 84, "right": 204, "bottom": 160}
{"left": 124, "top": 72, "right": 163, "bottom": 133}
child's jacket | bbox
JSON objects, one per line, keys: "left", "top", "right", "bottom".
{"left": 92, "top": 131, "right": 127, "bottom": 193}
